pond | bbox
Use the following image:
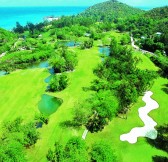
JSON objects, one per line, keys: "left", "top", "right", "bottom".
{"left": 45, "top": 75, "right": 54, "bottom": 83}
{"left": 38, "top": 94, "right": 62, "bottom": 116}
{"left": 29, "top": 61, "right": 49, "bottom": 69}
{"left": 0, "top": 71, "right": 7, "bottom": 77}
{"left": 48, "top": 68, "right": 55, "bottom": 75}
{"left": 36, "top": 122, "right": 43, "bottom": 129}
{"left": 59, "top": 41, "right": 81, "bottom": 47}
{"left": 99, "top": 46, "right": 110, "bottom": 56}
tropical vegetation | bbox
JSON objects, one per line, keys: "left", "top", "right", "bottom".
{"left": 0, "top": 0, "right": 168, "bottom": 161}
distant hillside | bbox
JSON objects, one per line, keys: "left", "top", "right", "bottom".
{"left": 79, "top": 0, "right": 144, "bottom": 21}
{"left": 144, "top": 6, "right": 168, "bottom": 35}
{"left": 0, "top": 28, "right": 16, "bottom": 42}
{"left": 145, "top": 6, "right": 168, "bottom": 19}
{"left": 0, "top": 28, "right": 16, "bottom": 53}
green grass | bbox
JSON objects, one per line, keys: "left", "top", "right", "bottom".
{"left": 85, "top": 77, "right": 168, "bottom": 162}
{"left": 0, "top": 32, "right": 167, "bottom": 162}
{"left": 84, "top": 52, "right": 168, "bottom": 162}
{"left": 133, "top": 51, "right": 159, "bottom": 71}
{"left": 150, "top": 77, "right": 168, "bottom": 126}
{"left": 27, "top": 47, "right": 167, "bottom": 162}
{"left": 26, "top": 47, "right": 101, "bottom": 161}
{"left": 0, "top": 46, "right": 100, "bottom": 161}
{"left": 0, "top": 68, "right": 48, "bottom": 124}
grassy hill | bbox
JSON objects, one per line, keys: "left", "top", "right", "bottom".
{"left": 0, "top": 28, "right": 16, "bottom": 41}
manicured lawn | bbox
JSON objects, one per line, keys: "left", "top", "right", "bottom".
{"left": 0, "top": 46, "right": 100, "bottom": 161}
{"left": 0, "top": 33, "right": 167, "bottom": 162}
{"left": 26, "top": 47, "right": 100, "bottom": 161}
{"left": 85, "top": 77, "right": 168, "bottom": 162}
{"left": 85, "top": 53, "right": 168, "bottom": 162}
{"left": 0, "top": 68, "right": 48, "bottom": 124}
{"left": 133, "top": 51, "right": 159, "bottom": 71}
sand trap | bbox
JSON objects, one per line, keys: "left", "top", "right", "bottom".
{"left": 120, "top": 91, "right": 159, "bottom": 144}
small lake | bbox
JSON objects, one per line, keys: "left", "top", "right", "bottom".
{"left": 0, "top": 41, "right": 79, "bottom": 78}
{"left": 38, "top": 94, "right": 62, "bottom": 116}
{"left": 99, "top": 46, "right": 110, "bottom": 56}
{"left": 59, "top": 41, "right": 81, "bottom": 47}
{"left": 36, "top": 122, "right": 43, "bottom": 129}
{"left": 29, "top": 61, "right": 49, "bottom": 69}
{"left": 48, "top": 68, "right": 55, "bottom": 75}
{"left": 0, "top": 71, "right": 7, "bottom": 77}
{"left": 66, "top": 41, "right": 81, "bottom": 47}
{"left": 45, "top": 75, "right": 54, "bottom": 83}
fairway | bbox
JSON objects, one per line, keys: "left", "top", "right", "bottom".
{"left": 26, "top": 47, "right": 100, "bottom": 161}
{"left": 0, "top": 46, "right": 100, "bottom": 161}
{"left": 0, "top": 38, "right": 167, "bottom": 162}
{"left": 85, "top": 76, "right": 168, "bottom": 162}
{"left": 0, "top": 68, "right": 48, "bottom": 124}
{"left": 85, "top": 53, "right": 168, "bottom": 162}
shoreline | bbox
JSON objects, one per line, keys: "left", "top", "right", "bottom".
{"left": 0, "top": 6, "right": 88, "bottom": 30}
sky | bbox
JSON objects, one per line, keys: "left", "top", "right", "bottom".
{"left": 0, "top": 0, "right": 167, "bottom": 7}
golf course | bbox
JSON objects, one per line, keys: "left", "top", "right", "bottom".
{"left": 0, "top": 0, "right": 168, "bottom": 161}
{"left": 0, "top": 38, "right": 168, "bottom": 161}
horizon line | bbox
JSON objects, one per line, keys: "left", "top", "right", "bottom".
{"left": 0, "top": 6, "right": 90, "bottom": 7}
{"left": 0, "top": 5, "right": 166, "bottom": 7}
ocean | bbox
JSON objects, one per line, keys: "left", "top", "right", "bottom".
{"left": 135, "top": 6, "right": 155, "bottom": 11}
{"left": 0, "top": 6, "right": 88, "bottom": 30}
{"left": 0, "top": 6, "right": 155, "bottom": 31}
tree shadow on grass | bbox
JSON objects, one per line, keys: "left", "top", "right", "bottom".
{"left": 59, "top": 120, "right": 81, "bottom": 130}
{"left": 82, "top": 86, "right": 90, "bottom": 92}
{"left": 146, "top": 124, "right": 168, "bottom": 152}
{"left": 152, "top": 156, "right": 168, "bottom": 162}
{"left": 162, "top": 84, "right": 168, "bottom": 94}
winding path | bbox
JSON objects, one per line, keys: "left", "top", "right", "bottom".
{"left": 131, "top": 36, "right": 156, "bottom": 56}
{"left": 0, "top": 52, "right": 6, "bottom": 58}
{"left": 120, "top": 91, "right": 159, "bottom": 144}
{"left": 131, "top": 36, "right": 139, "bottom": 50}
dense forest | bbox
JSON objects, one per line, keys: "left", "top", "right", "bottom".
{"left": 79, "top": 0, "right": 144, "bottom": 22}
{"left": 0, "top": 0, "right": 168, "bottom": 161}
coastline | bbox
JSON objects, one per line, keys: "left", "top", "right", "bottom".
{"left": 0, "top": 6, "right": 88, "bottom": 30}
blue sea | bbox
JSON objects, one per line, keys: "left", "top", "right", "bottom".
{"left": 135, "top": 6, "right": 155, "bottom": 11}
{"left": 0, "top": 6, "right": 156, "bottom": 30}
{"left": 0, "top": 6, "right": 88, "bottom": 30}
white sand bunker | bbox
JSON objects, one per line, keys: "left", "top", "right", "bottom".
{"left": 120, "top": 91, "right": 159, "bottom": 144}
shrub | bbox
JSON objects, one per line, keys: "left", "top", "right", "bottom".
{"left": 48, "top": 73, "right": 69, "bottom": 92}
